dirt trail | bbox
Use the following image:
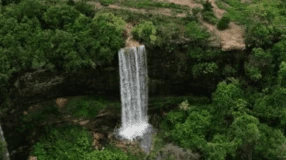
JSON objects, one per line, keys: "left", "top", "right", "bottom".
{"left": 125, "top": 23, "right": 141, "bottom": 47}
{"left": 87, "top": 0, "right": 245, "bottom": 51}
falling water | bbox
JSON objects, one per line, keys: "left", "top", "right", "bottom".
{"left": 0, "top": 124, "right": 9, "bottom": 160}
{"left": 118, "top": 45, "right": 151, "bottom": 140}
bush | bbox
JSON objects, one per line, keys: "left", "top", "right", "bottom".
{"left": 202, "top": 11, "right": 218, "bottom": 24}
{"left": 217, "top": 15, "right": 230, "bottom": 30}
{"left": 84, "top": 149, "right": 128, "bottom": 160}
{"left": 157, "top": 144, "right": 200, "bottom": 160}
{"left": 100, "top": 0, "right": 116, "bottom": 6}
{"left": 203, "top": 0, "right": 213, "bottom": 12}
{"left": 132, "top": 21, "right": 157, "bottom": 45}
{"left": 192, "top": 7, "right": 202, "bottom": 16}
{"left": 185, "top": 22, "right": 210, "bottom": 43}
{"left": 32, "top": 125, "right": 131, "bottom": 160}
{"left": 64, "top": 97, "right": 107, "bottom": 118}
{"left": 74, "top": 2, "right": 94, "bottom": 17}
{"left": 32, "top": 126, "right": 93, "bottom": 160}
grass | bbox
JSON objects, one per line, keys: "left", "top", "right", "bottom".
{"left": 22, "top": 102, "right": 60, "bottom": 124}
{"left": 91, "top": 0, "right": 189, "bottom": 16}
{"left": 63, "top": 96, "right": 120, "bottom": 119}
{"left": 120, "top": 0, "right": 188, "bottom": 10}
{"left": 216, "top": 0, "right": 248, "bottom": 24}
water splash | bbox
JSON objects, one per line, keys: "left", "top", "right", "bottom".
{"left": 118, "top": 45, "right": 151, "bottom": 140}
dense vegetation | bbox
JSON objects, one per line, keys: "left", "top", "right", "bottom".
{"left": 33, "top": 126, "right": 129, "bottom": 160}
{"left": 0, "top": 0, "right": 286, "bottom": 159}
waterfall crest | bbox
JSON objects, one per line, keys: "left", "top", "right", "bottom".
{"left": 118, "top": 45, "right": 150, "bottom": 140}
{"left": 0, "top": 124, "right": 9, "bottom": 160}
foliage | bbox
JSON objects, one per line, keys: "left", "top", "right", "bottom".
{"left": 212, "top": 79, "right": 244, "bottom": 117}
{"left": 244, "top": 48, "right": 273, "bottom": 83}
{"left": 202, "top": 0, "right": 213, "bottom": 12}
{"left": 63, "top": 97, "right": 107, "bottom": 118}
{"left": 245, "top": 0, "right": 286, "bottom": 47}
{"left": 216, "top": 0, "right": 247, "bottom": 24}
{"left": 83, "top": 148, "right": 128, "bottom": 160}
{"left": 202, "top": 11, "right": 218, "bottom": 24}
{"left": 1, "top": 0, "right": 286, "bottom": 159}
{"left": 278, "top": 61, "right": 286, "bottom": 86}
{"left": 89, "top": 12, "right": 126, "bottom": 62}
{"left": 254, "top": 124, "right": 286, "bottom": 159}
{"left": 32, "top": 125, "right": 130, "bottom": 160}
{"left": 205, "top": 134, "right": 237, "bottom": 160}
{"left": 120, "top": 0, "right": 188, "bottom": 10}
{"left": 32, "top": 126, "right": 93, "bottom": 160}
{"left": 192, "top": 62, "right": 218, "bottom": 78}
{"left": 0, "top": 0, "right": 126, "bottom": 95}
{"left": 156, "top": 143, "right": 200, "bottom": 160}
{"left": 217, "top": 15, "right": 230, "bottom": 30}
{"left": 99, "top": 0, "right": 116, "bottom": 6}
{"left": 162, "top": 106, "right": 211, "bottom": 150}
{"left": 132, "top": 21, "right": 157, "bottom": 46}
{"left": 74, "top": 1, "right": 95, "bottom": 17}
{"left": 185, "top": 21, "right": 210, "bottom": 43}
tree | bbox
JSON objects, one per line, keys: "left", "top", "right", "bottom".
{"left": 43, "top": 4, "right": 80, "bottom": 30}
{"left": 88, "top": 12, "right": 125, "bottom": 63}
{"left": 185, "top": 21, "right": 210, "bottom": 43}
{"left": 217, "top": 15, "right": 230, "bottom": 30}
{"left": 254, "top": 124, "right": 286, "bottom": 159}
{"left": 212, "top": 79, "right": 244, "bottom": 117}
{"left": 278, "top": 61, "right": 286, "bottom": 86}
{"left": 230, "top": 114, "right": 260, "bottom": 159}
{"left": 170, "top": 109, "right": 211, "bottom": 150}
{"left": 132, "top": 21, "right": 157, "bottom": 46}
{"left": 205, "top": 134, "right": 237, "bottom": 160}
{"left": 244, "top": 48, "right": 273, "bottom": 81}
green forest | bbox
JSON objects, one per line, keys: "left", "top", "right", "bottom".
{"left": 0, "top": 0, "right": 286, "bottom": 159}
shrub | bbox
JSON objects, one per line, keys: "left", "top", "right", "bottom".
{"left": 217, "top": 15, "right": 230, "bottom": 30}
{"left": 32, "top": 125, "right": 130, "bottom": 160}
{"left": 74, "top": 2, "right": 94, "bottom": 17}
{"left": 185, "top": 22, "right": 210, "bottom": 42}
{"left": 203, "top": 0, "right": 213, "bottom": 12}
{"left": 100, "top": 0, "right": 116, "bottom": 6}
{"left": 64, "top": 97, "right": 107, "bottom": 118}
{"left": 84, "top": 149, "right": 128, "bottom": 160}
{"left": 158, "top": 144, "right": 200, "bottom": 160}
{"left": 32, "top": 126, "right": 93, "bottom": 160}
{"left": 202, "top": 11, "right": 217, "bottom": 24}
{"left": 132, "top": 21, "right": 157, "bottom": 45}
{"left": 192, "top": 7, "right": 202, "bottom": 16}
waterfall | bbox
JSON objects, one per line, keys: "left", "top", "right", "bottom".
{"left": 0, "top": 124, "right": 9, "bottom": 160}
{"left": 118, "top": 45, "right": 151, "bottom": 140}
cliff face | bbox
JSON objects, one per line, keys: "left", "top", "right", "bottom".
{"left": 4, "top": 46, "right": 226, "bottom": 109}
{"left": 9, "top": 69, "right": 119, "bottom": 105}
{"left": 6, "top": 50, "right": 214, "bottom": 109}
{"left": 0, "top": 45, "right": 240, "bottom": 159}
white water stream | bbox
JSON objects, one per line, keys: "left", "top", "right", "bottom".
{"left": 118, "top": 45, "right": 151, "bottom": 140}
